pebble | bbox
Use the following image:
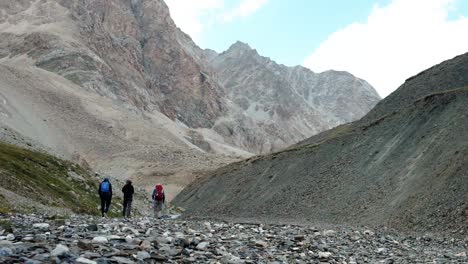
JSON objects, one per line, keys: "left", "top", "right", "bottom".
{"left": 0, "top": 214, "right": 464, "bottom": 263}
{"left": 32, "top": 223, "right": 50, "bottom": 230}
{"left": 76, "top": 257, "right": 97, "bottom": 264}
{"left": 51, "top": 244, "right": 69, "bottom": 257}
{"left": 92, "top": 236, "right": 108, "bottom": 244}
{"left": 0, "top": 247, "right": 13, "bottom": 257}
{"left": 136, "top": 251, "right": 150, "bottom": 260}
{"left": 196, "top": 241, "right": 209, "bottom": 250}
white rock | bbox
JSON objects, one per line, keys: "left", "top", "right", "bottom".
{"left": 33, "top": 223, "right": 50, "bottom": 230}
{"left": 92, "top": 236, "right": 108, "bottom": 244}
{"left": 364, "top": 230, "right": 375, "bottom": 236}
{"left": 196, "top": 242, "right": 209, "bottom": 251}
{"left": 6, "top": 234, "right": 14, "bottom": 241}
{"left": 323, "top": 230, "right": 336, "bottom": 236}
{"left": 125, "top": 235, "right": 133, "bottom": 243}
{"left": 318, "top": 251, "right": 332, "bottom": 259}
{"left": 76, "top": 257, "right": 97, "bottom": 264}
{"left": 51, "top": 244, "right": 69, "bottom": 257}
{"left": 377, "top": 247, "right": 388, "bottom": 254}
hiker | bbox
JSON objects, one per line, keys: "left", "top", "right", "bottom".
{"left": 98, "top": 177, "right": 113, "bottom": 217}
{"left": 152, "top": 183, "right": 165, "bottom": 218}
{"left": 121, "top": 180, "right": 134, "bottom": 218}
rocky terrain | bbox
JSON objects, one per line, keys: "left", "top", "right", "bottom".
{"left": 0, "top": 0, "right": 379, "bottom": 192}
{"left": 174, "top": 53, "right": 468, "bottom": 234}
{"left": 0, "top": 214, "right": 466, "bottom": 263}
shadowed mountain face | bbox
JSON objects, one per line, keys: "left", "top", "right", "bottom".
{"left": 0, "top": 0, "right": 379, "bottom": 186}
{"left": 174, "top": 53, "right": 468, "bottom": 233}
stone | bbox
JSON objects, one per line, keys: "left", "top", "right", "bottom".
{"left": 323, "top": 230, "right": 336, "bottom": 236}
{"left": 254, "top": 240, "right": 268, "bottom": 248}
{"left": 111, "top": 256, "right": 135, "bottom": 264}
{"left": 0, "top": 241, "right": 13, "bottom": 248}
{"left": 76, "top": 257, "right": 98, "bottom": 264}
{"left": 78, "top": 240, "right": 94, "bottom": 250}
{"left": 196, "top": 241, "right": 209, "bottom": 251}
{"left": 0, "top": 247, "right": 13, "bottom": 257}
{"left": 136, "top": 251, "right": 151, "bottom": 260}
{"left": 51, "top": 244, "right": 69, "bottom": 257}
{"left": 6, "top": 234, "right": 14, "bottom": 241}
{"left": 125, "top": 235, "right": 133, "bottom": 243}
{"left": 139, "top": 240, "right": 151, "bottom": 250}
{"left": 377, "top": 248, "right": 388, "bottom": 254}
{"left": 86, "top": 224, "right": 98, "bottom": 232}
{"left": 294, "top": 235, "right": 305, "bottom": 241}
{"left": 318, "top": 251, "right": 332, "bottom": 259}
{"left": 92, "top": 237, "right": 108, "bottom": 244}
{"left": 33, "top": 223, "right": 50, "bottom": 230}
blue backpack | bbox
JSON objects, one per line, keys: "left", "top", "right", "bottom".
{"left": 101, "top": 181, "right": 110, "bottom": 193}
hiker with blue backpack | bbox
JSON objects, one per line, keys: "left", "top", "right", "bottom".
{"left": 98, "top": 177, "right": 113, "bottom": 217}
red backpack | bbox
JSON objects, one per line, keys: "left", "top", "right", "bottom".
{"left": 155, "top": 184, "right": 164, "bottom": 201}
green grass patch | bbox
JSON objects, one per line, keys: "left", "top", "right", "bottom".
{"left": 0, "top": 142, "right": 100, "bottom": 215}
{"left": 0, "top": 193, "right": 12, "bottom": 214}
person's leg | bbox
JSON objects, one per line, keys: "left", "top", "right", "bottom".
{"left": 105, "top": 197, "right": 111, "bottom": 214}
{"left": 156, "top": 202, "right": 162, "bottom": 218}
{"left": 122, "top": 199, "right": 127, "bottom": 217}
{"left": 153, "top": 200, "right": 157, "bottom": 218}
{"left": 100, "top": 197, "right": 105, "bottom": 217}
{"left": 126, "top": 200, "right": 132, "bottom": 218}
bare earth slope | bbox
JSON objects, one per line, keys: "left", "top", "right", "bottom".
{"left": 174, "top": 53, "right": 468, "bottom": 233}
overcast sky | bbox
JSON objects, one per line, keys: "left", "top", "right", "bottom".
{"left": 166, "top": 0, "right": 468, "bottom": 97}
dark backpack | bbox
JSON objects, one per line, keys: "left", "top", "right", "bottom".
{"left": 101, "top": 182, "right": 110, "bottom": 193}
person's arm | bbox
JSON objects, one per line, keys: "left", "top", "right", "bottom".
{"left": 163, "top": 192, "right": 165, "bottom": 203}
{"left": 122, "top": 185, "right": 126, "bottom": 193}
{"left": 130, "top": 186, "right": 134, "bottom": 196}
{"left": 109, "top": 184, "right": 113, "bottom": 198}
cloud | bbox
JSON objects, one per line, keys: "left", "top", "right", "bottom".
{"left": 223, "top": 0, "right": 269, "bottom": 22}
{"left": 304, "top": 0, "right": 468, "bottom": 97}
{"left": 165, "top": 0, "right": 224, "bottom": 42}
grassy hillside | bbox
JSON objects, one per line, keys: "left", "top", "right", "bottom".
{"left": 0, "top": 141, "right": 102, "bottom": 215}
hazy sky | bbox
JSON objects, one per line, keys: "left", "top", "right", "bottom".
{"left": 166, "top": 0, "right": 468, "bottom": 97}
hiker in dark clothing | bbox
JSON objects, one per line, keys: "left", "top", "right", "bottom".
{"left": 98, "top": 178, "right": 113, "bottom": 217}
{"left": 122, "top": 180, "right": 134, "bottom": 218}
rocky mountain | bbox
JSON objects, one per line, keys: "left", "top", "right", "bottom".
{"left": 207, "top": 41, "right": 380, "bottom": 152}
{"left": 174, "top": 53, "right": 468, "bottom": 233}
{"left": 0, "top": 0, "right": 379, "bottom": 191}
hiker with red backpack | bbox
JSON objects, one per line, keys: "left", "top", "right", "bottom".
{"left": 98, "top": 177, "right": 113, "bottom": 217}
{"left": 152, "top": 184, "right": 165, "bottom": 218}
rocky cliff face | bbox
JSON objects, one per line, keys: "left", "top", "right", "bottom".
{"left": 174, "top": 53, "right": 468, "bottom": 233}
{"left": 207, "top": 42, "right": 380, "bottom": 152}
{"left": 0, "top": 0, "right": 380, "bottom": 186}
